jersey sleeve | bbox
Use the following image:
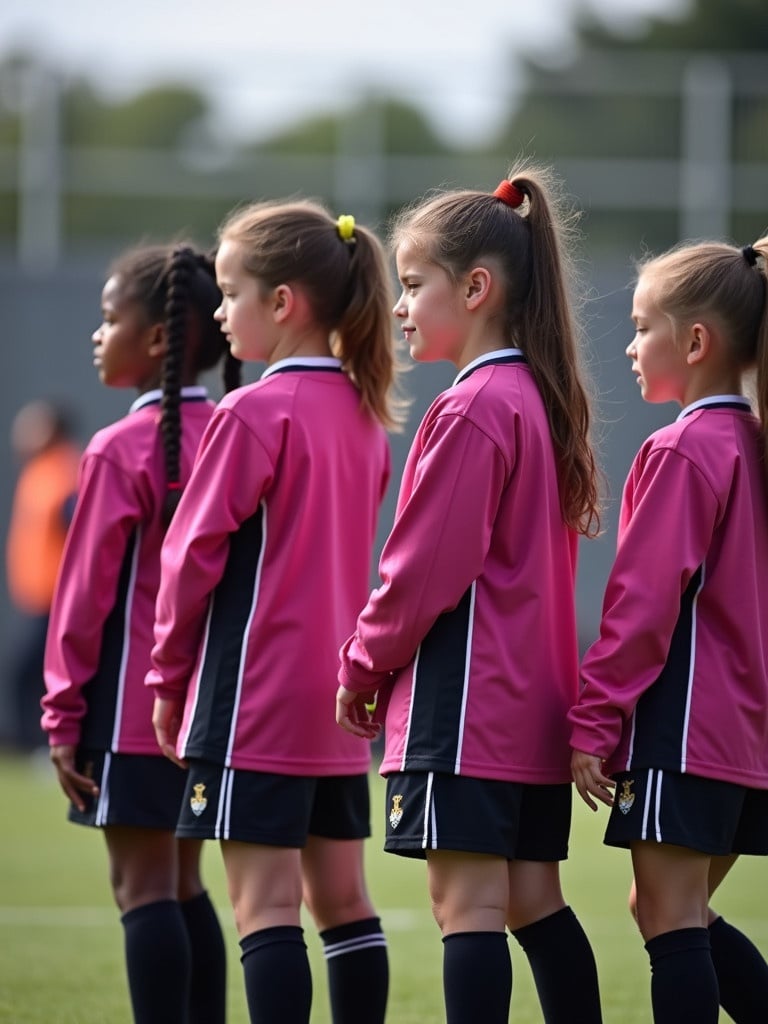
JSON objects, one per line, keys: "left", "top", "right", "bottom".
{"left": 339, "top": 410, "right": 509, "bottom": 693}
{"left": 569, "top": 444, "right": 721, "bottom": 758}
{"left": 146, "top": 406, "right": 274, "bottom": 699}
{"left": 41, "top": 451, "right": 142, "bottom": 746}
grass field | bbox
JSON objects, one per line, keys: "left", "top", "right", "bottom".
{"left": 1, "top": 751, "right": 766, "bottom": 1023}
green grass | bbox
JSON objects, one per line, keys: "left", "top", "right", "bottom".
{"left": 1, "top": 751, "right": 766, "bottom": 1022}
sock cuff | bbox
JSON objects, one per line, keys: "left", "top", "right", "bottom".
{"left": 180, "top": 889, "right": 210, "bottom": 908}
{"left": 645, "top": 927, "right": 711, "bottom": 962}
{"left": 510, "top": 904, "right": 575, "bottom": 948}
{"left": 442, "top": 930, "right": 508, "bottom": 947}
{"left": 120, "top": 899, "right": 179, "bottom": 926}
{"left": 320, "top": 916, "right": 387, "bottom": 959}
{"left": 240, "top": 925, "right": 305, "bottom": 960}
{"left": 708, "top": 915, "right": 727, "bottom": 936}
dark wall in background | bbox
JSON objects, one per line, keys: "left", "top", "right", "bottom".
{"left": 0, "top": 257, "right": 669, "bottom": 743}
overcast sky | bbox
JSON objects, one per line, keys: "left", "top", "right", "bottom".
{"left": 0, "top": 0, "right": 687, "bottom": 144}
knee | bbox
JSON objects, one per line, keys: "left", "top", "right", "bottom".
{"left": 628, "top": 882, "right": 640, "bottom": 928}
{"left": 108, "top": 861, "right": 129, "bottom": 913}
{"left": 304, "top": 881, "right": 373, "bottom": 931}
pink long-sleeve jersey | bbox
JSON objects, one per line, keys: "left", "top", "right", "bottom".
{"left": 339, "top": 351, "right": 581, "bottom": 784}
{"left": 147, "top": 359, "right": 390, "bottom": 775}
{"left": 570, "top": 397, "right": 768, "bottom": 788}
{"left": 42, "top": 389, "right": 214, "bottom": 751}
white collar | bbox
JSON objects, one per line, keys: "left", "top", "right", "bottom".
{"left": 676, "top": 394, "right": 751, "bottom": 420}
{"left": 129, "top": 385, "right": 208, "bottom": 413}
{"left": 262, "top": 356, "right": 343, "bottom": 379}
{"left": 453, "top": 348, "right": 525, "bottom": 386}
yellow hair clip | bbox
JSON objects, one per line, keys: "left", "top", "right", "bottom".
{"left": 337, "top": 214, "right": 356, "bottom": 242}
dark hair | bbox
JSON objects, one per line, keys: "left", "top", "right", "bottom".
{"left": 390, "top": 161, "right": 601, "bottom": 537}
{"left": 109, "top": 243, "right": 242, "bottom": 523}
{"left": 218, "top": 199, "right": 406, "bottom": 430}
{"left": 638, "top": 235, "right": 768, "bottom": 470}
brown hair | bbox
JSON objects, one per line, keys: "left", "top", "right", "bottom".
{"left": 637, "top": 237, "right": 768, "bottom": 467}
{"left": 390, "top": 160, "right": 601, "bottom": 537}
{"left": 218, "top": 199, "right": 406, "bottom": 430}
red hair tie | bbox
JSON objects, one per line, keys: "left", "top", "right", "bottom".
{"left": 493, "top": 180, "right": 525, "bottom": 209}
{"left": 167, "top": 482, "right": 182, "bottom": 491}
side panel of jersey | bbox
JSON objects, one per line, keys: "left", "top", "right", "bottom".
{"left": 340, "top": 362, "right": 580, "bottom": 784}
{"left": 42, "top": 399, "right": 215, "bottom": 752}
{"left": 571, "top": 408, "right": 768, "bottom": 788}
{"left": 148, "top": 371, "right": 390, "bottom": 775}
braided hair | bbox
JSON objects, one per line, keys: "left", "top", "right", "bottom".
{"left": 108, "top": 242, "right": 241, "bottom": 524}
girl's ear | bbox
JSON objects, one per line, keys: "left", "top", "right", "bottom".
{"left": 465, "top": 266, "right": 493, "bottom": 310}
{"left": 686, "top": 322, "right": 711, "bottom": 365}
{"left": 146, "top": 322, "right": 167, "bottom": 358}
{"left": 272, "top": 284, "right": 295, "bottom": 323}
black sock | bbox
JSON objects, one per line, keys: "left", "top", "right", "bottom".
{"left": 320, "top": 916, "right": 388, "bottom": 1024}
{"left": 121, "top": 899, "right": 191, "bottom": 1024}
{"left": 645, "top": 927, "right": 719, "bottom": 1024}
{"left": 512, "top": 906, "right": 602, "bottom": 1024}
{"left": 709, "top": 915, "right": 768, "bottom": 1024}
{"left": 442, "top": 931, "right": 511, "bottom": 1024}
{"left": 239, "top": 925, "right": 312, "bottom": 1024}
{"left": 180, "top": 891, "right": 227, "bottom": 1024}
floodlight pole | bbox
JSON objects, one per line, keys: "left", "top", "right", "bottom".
{"left": 680, "top": 56, "right": 731, "bottom": 242}
{"left": 18, "top": 62, "right": 62, "bottom": 272}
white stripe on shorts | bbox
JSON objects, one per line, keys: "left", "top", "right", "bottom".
{"left": 640, "top": 769, "right": 664, "bottom": 842}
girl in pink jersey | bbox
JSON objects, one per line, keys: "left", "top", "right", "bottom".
{"left": 42, "top": 244, "right": 238, "bottom": 1024}
{"left": 148, "top": 200, "right": 403, "bottom": 1024}
{"left": 336, "top": 164, "right": 603, "bottom": 1024}
{"left": 570, "top": 237, "right": 768, "bottom": 1024}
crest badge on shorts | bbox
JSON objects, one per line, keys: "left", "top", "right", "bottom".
{"left": 389, "top": 794, "right": 404, "bottom": 829}
{"left": 618, "top": 779, "right": 635, "bottom": 815}
{"left": 190, "top": 782, "right": 208, "bottom": 817}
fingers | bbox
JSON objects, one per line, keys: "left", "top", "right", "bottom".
{"left": 152, "top": 697, "right": 187, "bottom": 768}
{"left": 336, "top": 685, "right": 381, "bottom": 740}
{"left": 50, "top": 745, "right": 99, "bottom": 813}
{"left": 571, "top": 750, "right": 615, "bottom": 812}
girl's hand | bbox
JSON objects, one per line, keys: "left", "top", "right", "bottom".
{"left": 571, "top": 749, "right": 615, "bottom": 811}
{"left": 50, "top": 744, "right": 99, "bottom": 813}
{"left": 336, "top": 685, "right": 381, "bottom": 740}
{"left": 152, "top": 696, "right": 187, "bottom": 768}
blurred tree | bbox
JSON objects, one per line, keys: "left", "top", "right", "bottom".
{"left": 576, "top": 0, "right": 768, "bottom": 50}
{"left": 1, "top": 0, "right": 767, "bottom": 254}
{"left": 491, "top": 0, "right": 768, "bottom": 251}
{"left": 62, "top": 80, "right": 210, "bottom": 148}
{"left": 254, "top": 96, "right": 453, "bottom": 156}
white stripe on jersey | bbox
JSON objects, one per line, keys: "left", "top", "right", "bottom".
{"left": 400, "top": 646, "right": 421, "bottom": 773}
{"left": 680, "top": 564, "right": 706, "bottom": 773}
{"left": 454, "top": 581, "right": 477, "bottom": 774}
{"left": 226, "top": 500, "right": 269, "bottom": 766}
{"left": 181, "top": 598, "right": 216, "bottom": 758}
{"left": 110, "top": 526, "right": 142, "bottom": 752}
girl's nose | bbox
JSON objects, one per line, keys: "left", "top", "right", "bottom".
{"left": 392, "top": 293, "right": 406, "bottom": 317}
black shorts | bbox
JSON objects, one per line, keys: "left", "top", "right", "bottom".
{"left": 67, "top": 749, "right": 187, "bottom": 830}
{"left": 605, "top": 769, "right": 768, "bottom": 856}
{"left": 176, "top": 760, "right": 371, "bottom": 845}
{"left": 383, "top": 771, "right": 572, "bottom": 861}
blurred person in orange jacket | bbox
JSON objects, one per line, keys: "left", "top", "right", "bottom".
{"left": 5, "top": 399, "right": 80, "bottom": 750}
